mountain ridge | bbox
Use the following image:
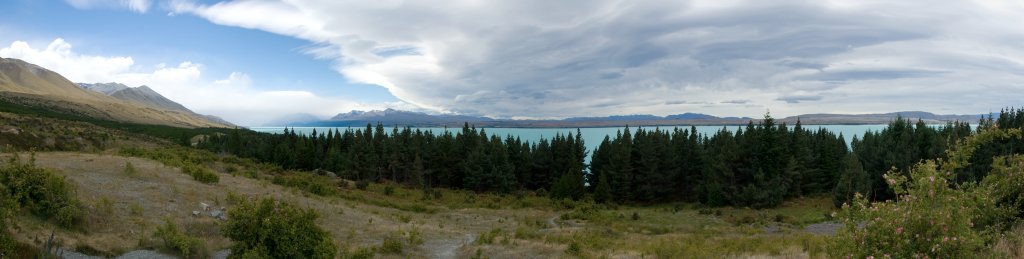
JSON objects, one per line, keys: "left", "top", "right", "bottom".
{"left": 0, "top": 57, "right": 232, "bottom": 128}
{"left": 78, "top": 83, "right": 193, "bottom": 113}
{"left": 284, "top": 109, "right": 988, "bottom": 128}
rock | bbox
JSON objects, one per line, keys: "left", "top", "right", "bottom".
{"left": 314, "top": 168, "right": 338, "bottom": 178}
{"left": 114, "top": 250, "right": 177, "bottom": 259}
{"left": 210, "top": 209, "right": 227, "bottom": 220}
{"left": 212, "top": 249, "right": 231, "bottom": 259}
{"left": 200, "top": 202, "right": 210, "bottom": 211}
{"left": 0, "top": 126, "right": 20, "bottom": 135}
{"left": 192, "top": 211, "right": 201, "bottom": 217}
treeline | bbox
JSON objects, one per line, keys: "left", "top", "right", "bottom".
{"left": 590, "top": 117, "right": 847, "bottom": 208}
{"left": 836, "top": 119, "right": 971, "bottom": 204}
{"left": 199, "top": 109, "right": 1024, "bottom": 208}
{"left": 835, "top": 108, "right": 1024, "bottom": 207}
{"left": 197, "top": 124, "right": 586, "bottom": 195}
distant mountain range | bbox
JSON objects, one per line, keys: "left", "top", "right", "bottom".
{"left": 78, "top": 83, "right": 192, "bottom": 113}
{"left": 0, "top": 57, "right": 231, "bottom": 128}
{"left": 76, "top": 82, "right": 233, "bottom": 126}
{"left": 278, "top": 109, "right": 985, "bottom": 128}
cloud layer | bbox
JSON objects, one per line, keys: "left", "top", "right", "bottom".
{"left": 1, "top": 39, "right": 398, "bottom": 125}
{"left": 168, "top": 0, "right": 1024, "bottom": 118}
{"left": 66, "top": 0, "right": 152, "bottom": 13}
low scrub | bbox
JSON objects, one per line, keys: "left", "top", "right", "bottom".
{"left": 272, "top": 173, "right": 337, "bottom": 196}
{"left": 154, "top": 219, "right": 206, "bottom": 258}
{"left": 223, "top": 198, "right": 336, "bottom": 258}
{"left": 120, "top": 147, "right": 219, "bottom": 183}
{"left": 0, "top": 153, "right": 83, "bottom": 228}
{"left": 830, "top": 129, "right": 1024, "bottom": 258}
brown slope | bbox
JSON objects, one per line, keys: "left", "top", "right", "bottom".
{"left": 0, "top": 57, "right": 232, "bottom": 128}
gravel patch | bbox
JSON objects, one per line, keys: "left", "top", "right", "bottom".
{"left": 804, "top": 222, "right": 843, "bottom": 235}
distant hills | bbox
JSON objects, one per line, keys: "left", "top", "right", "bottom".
{"left": 0, "top": 57, "right": 231, "bottom": 128}
{"left": 78, "top": 83, "right": 191, "bottom": 113}
{"left": 278, "top": 109, "right": 984, "bottom": 128}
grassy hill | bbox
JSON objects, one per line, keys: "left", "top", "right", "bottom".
{"left": 0, "top": 57, "right": 231, "bottom": 128}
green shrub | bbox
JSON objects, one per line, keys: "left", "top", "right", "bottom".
{"left": 344, "top": 247, "right": 375, "bottom": 259}
{"left": 566, "top": 241, "right": 582, "bottom": 256}
{"left": 154, "top": 219, "right": 206, "bottom": 258}
{"left": 976, "top": 155, "right": 1024, "bottom": 231}
{"left": 379, "top": 235, "right": 404, "bottom": 254}
{"left": 829, "top": 129, "right": 1024, "bottom": 258}
{"left": 223, "top": 198, "right": 336, "bottom": 259}
{"left": 831, "top": 161, "right": 987, "bottom": 258}
{"left": 0, "top": 154, "right": 83, "bottom": 228}
{"left": 123, "top": 161, "right": 137, "bottom": 176}
{"left": 182, "top": 163, "right": 219, "bottom": 184}
{"left": 0, "top": 186, "right": 15, "bottom": 257}
{"left": 272, "top": 173, "right": 337, "bottom": 196}
{"left": 355, "top": 180, "right": 369, "bottom": 190}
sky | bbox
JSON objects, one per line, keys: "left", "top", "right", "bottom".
{"left": 1, "top": 0, "right": 1023, "bottom": 125}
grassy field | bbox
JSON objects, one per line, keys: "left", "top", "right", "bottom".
{"left": 0, "top": 145, "right": 842, "bottom": 258}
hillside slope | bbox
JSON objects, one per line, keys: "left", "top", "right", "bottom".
{"left": 0, "top": 57, "right": 231, "bottom": 128}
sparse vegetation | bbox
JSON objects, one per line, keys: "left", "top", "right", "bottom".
{"left": 122, "top": 161, "right": 137, "bottom": 176}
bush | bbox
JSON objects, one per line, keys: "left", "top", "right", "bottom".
{"left": 355, "top": 180, "right": 369, "bottom": 190}
{"left": 0, "top": 154, "right": 83, "bottom": 228}
{"left": 182, "top": 163, "right": 219, "bottom": 184}
{"left": 223, "top": 198, "right": 336, "bottom": 259}
{"left": 123, "top": 161, "right": 137, "bottom": 176}
{"left": 345, "top": 247, "right": 375, "bottom": 259}
{"left": 829, "top": 129, "right": 1024, "bottom": 258}
{"left": 154, "top": 219, "right": 206, "bottom": 258}
{"left": 272, "top": 173, "right": 337, "bottom": 196}
{"left": 831, "top": 161, "right": 987, "bottom": 258}
{"left": 379, "top": 235, "right": 404, "bottom": 254}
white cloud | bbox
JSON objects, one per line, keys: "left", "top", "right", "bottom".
{"left": 167, "top": 0, "right": 1024, "bottom": 118}
{"left": 1, "top": 38, "right": 399, "bottom": 125}
{"left": 66, "top": 0, "right": 152, "bottom": 13}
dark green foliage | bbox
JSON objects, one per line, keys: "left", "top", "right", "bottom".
{"left": 154, "top": 219, "right": 206, "bottom": 258}
{"left": 182, "top": 163, "right": 219, "bottom": 184}
{"left": 841, "top": 117, "right": 972, "bottom": 202}
{"left": 590, "top": 116, "right": 849, "bottom": 208}
{"left": 197, "top": 123, "right": 585, "bottom": 195}
{"left": 549, "top": 170, "right": 584, "bottom": 200}
{"left": 593, "top": 173, "right": 611, "bottom": 204}
{"left": 0, "top": 154, "right": 83, "bottom": 228}
{"left": 830, "top": 128, "right": 1024, "bottom": 258}
{"left": 832, "top": 153, "right": 870, "bottom": 208}
{"left": 959, "top": 108, "right": 1024, "bottom": 183}
{"left": 0, "top": 181, "right": 14, "bottom": 257}
{"left": 379, "top": 235, "right": 404, "bottom": 254}
{"left": 223, "top": 198, "right": 336, "bottom": 259}
{"left": 272, "top": 173, "right": 337, "bottom": 196}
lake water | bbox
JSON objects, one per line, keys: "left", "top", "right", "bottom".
{"left": 249, "top": 125, "right": 890, "bottom": 154}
